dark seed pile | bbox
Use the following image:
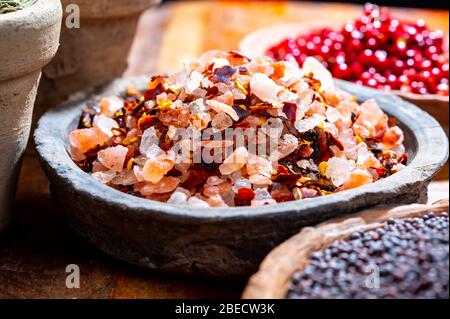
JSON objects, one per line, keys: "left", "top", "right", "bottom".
{"left": 287, "top": 212, "right": 449, "bottom": 299}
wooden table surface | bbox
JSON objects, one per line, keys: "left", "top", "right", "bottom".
{"left": 1, "top": 1, "right": 448, "bottom": 299}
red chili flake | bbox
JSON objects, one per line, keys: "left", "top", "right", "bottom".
{"left": 283, "top": 102, "right": 297, "bottom": 122}
{"left": 144, "top": 84, "right": 164, "bottom": 101}
{"left": 327, "top": 132, "right": 344, "bottom": 151}
{"left": 237, "top": 187, "right": 256, "bottom": 200}
{"left": 271, "top": 189, "right": 295, "bottom": 202}
{"left": 277, "top": 165, "right": 290, "bottom": 175}
{"left": 234, "top": 121, "right": 250, "bottom": 128}
{"left": 249, "top": 104, "right": 272, "bottom": 112}
{"left": 376, "top": 167, "right": 387, "bottom": 178}
{"left": 272, "top": 62, "right": 286, "bottom": 79}
{"left": 398, "top": 153, "right": 409, "bottom": 165}
{"left": 138, "top": 115, "right": 160, "bottom": 131}
{"left": 227, "top": 51, "right": 251, "bottom": 66}
{"left": 181, "top": 165, "right": 210, "bottom": 190}
{"left": 298, "top": 143, "right": 314, "bottom": 158}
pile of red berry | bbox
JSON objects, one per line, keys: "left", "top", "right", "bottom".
{"left": 267, "top": 3, "right": 449, "bottom": 96}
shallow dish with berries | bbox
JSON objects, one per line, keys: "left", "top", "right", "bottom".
{"left": 240, "top": 4, "right": 449, "bottom": 134}
{"left": 35, "top": 51, "right": 448, "bottom": 280}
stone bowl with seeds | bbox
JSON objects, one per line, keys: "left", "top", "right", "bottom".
{"left": 34, "top": 52, "right": 448, "bottom": 279}
{"left": 242, "top": 199, "right": 449, "bottom": 298}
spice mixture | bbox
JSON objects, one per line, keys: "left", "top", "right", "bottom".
{"left": 68, "top": 50, "right": 407, "bottom": 208}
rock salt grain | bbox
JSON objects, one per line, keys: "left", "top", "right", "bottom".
{"left": 97, "top": 145, "right": 128, "bottom": 172}
{"left": 326, "top": 157, "right": 356, "bottom": 187}
{"left": 250, "top": 73, "right": 285, "bottom": 105}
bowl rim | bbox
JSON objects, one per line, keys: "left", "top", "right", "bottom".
{"left": 34, "top": 76, "right": 449, "bottom": 222}
{"left": 242, "top": 199, "right": 450, "bottom": 299}
{"left": 239, "top": 22, "right": 450, "bottom": 103}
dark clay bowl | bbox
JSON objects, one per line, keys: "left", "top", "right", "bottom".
{"left": 34, "top": 77, "right": 449, "bottom": 281}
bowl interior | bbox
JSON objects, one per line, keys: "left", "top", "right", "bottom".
{"left": 35, "top": 77, "right": 448, "bottom": 220}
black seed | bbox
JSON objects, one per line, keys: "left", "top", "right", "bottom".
{"left": 287, "top": 212, "right": 449, "bottom": 299}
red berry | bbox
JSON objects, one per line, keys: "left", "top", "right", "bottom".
{"left": 266, "top": 4, "right": 449, "bottom": 95}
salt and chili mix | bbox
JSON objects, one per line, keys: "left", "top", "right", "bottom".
{"left": 68, "top": 51, "right": 407, "bottom": 208}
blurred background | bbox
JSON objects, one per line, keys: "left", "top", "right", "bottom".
{"left": 161, "top": 0, "right": 449, "bottom": 9}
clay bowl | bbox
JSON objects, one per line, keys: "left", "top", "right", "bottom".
{"left": 239, "top": 23, "right": 450, "bottom": 136}
{"left": 34, "top": 76, "right": 448, "bottom": 281}
{"left": 242, "top": 199, "right": 449, "bottom": 298}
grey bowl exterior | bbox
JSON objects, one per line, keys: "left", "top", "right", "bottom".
{"left": 34, "top": 77, "right": 449, "bottom": 280}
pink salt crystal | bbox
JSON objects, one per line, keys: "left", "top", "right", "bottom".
{"left": 296, "top": 159, "right": 318, "bottom": 171}
{"left": 382, "top": 126, "right": 404, "bottom": 146}
{"left": 175, "top": 187, "right": 192, "bottom": 197}
{"left": 251, "top": 188, "right": 276, "bottom": 206}
{"left": 339, "top": 127, "right": 359, "bottom": 159}
{"left": 353, "top": 99, "right": 388, "bottom": 138}
{"left": 135, "top": 177, "right": 180, "bottom": 196}
{"left": 267, "top": 108, "right": 286, "bottom": 118}
{"left": 325, "top": 157, "right": 355, "bottom": 187}
{"left": 244, "top": 115, "right": 261, "bottom": 128}
{"left": 212, "top": 57, "right": 230, "bottom": 70}
{"left": 126, "top": 115, "right": 138, "bottom": 129}
{"left": 97, "top": 145, "right": 128, "bottom": 173}
{"left": 140, "top": 127, "right": 159, "bottom": 157}
{"left": 300, "top": 188, "right": 318, "bottom": 199}
{"left": 247, "top": 153, "right": 275, "bottom": 177}
{"left": 206, "top": 176, "right": 223, "bottom": 186}
{"left": 342, "top": 169, "right": 374, "bottom": 190}
{"left": 356, "top": 144, "right": 382, "bottom": 169}
{"left": 249, "top": 174, "right": 273, "bottom": 186}
{"left": 279, "top": 61, "right": 302, "bottom": 87}
{"left": 99, "top": 96, "right": 124, "bottom": 117}
{"left": 250, "top": 73, "right": 284, "bottom": 105}
{"left": 269, "top": 134, "right": 298, "bottom": 162}
{"left": 203, "top": 185, "right": 220, "bottom": 197}
{"left": 325, "top": 107, "right": 342, "bottom": 123}
{"left": 92, "top": 160, "right": 108, "bottom": 173}
{"left": 261, "top": 117, "right": 284, "bottom": 139}
{"left": 186, "top": 71, "right": 203, "bottom": 93}
{"left": 69, "top": 128, "right": 106, "bottom": 154}
{"left": 206, "top": 100, "right": 239, "bottom": 121}
{"left": 306, "top": 101, "right": 326, "bottom": 116}
{"left": 168, "top": 191, "right": 189, "bottom": 205}
{"left": 92, "top": 171, "right": 117, "bottom": 184}
{"left": 207, "top": 195, "right": 228, "bottom": 207}
{"left": 219, "top": 147, "right": 249, "bottom": 175}
{"left": 189, "top": 98, "right": 206, "bottom": 114}
{"left": 68, "top": 144, "right": 86, "bottom": 161}
{"left": 142, "top": 156, "right": 175, "bottom": 184}
{"left": 112, "top": 170, "right": 138, "bottom": 186}
{"left": 217, "top": 181, "right": 232, "bottom": 193}
{"left": 295, "top": 114, "right": 324, "bottom": 134}
{"left": 94, "top": 114, "right": 119, "bottom": 138}
{"left": 221, "top": 190, "right": 236, "bottom": 207}
{"left": 216, "top": 91, "right": 234, "bottom": 105}
{"left": 187, "top": 196, "right": 210, "bottom": 208}
{"left": 336, "top": 100, "right": 358, "bottom": 127}
{"left": 133, "top": 166, "right": 145, "bottom": 182}
{"left": 212, "top": 112, "right": 233, "bottom": 131}
{"left": 174, "top": 157, "right": 191, "bottom": 174}
{"left": 302, "top": 57, "right": 335, "bottom": 91}
{"left": 232, "top": 87, "right": 247, "bottom": 100}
